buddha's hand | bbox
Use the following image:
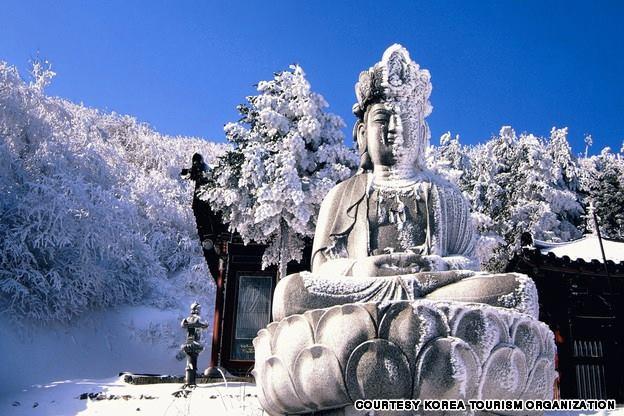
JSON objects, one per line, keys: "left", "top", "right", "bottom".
{"left": 351, "top": 253, "right": 432, "bottom": 277}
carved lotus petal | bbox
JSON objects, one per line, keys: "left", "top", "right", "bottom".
{"left": 262, "top": 356, "right": 310, "bottom": 413}
{"left": 345, "top": 339, "right": 411, "bottom": 400}
{"left": 293, "top": 344, "right": 350, "bottom": 410}
{"left": 440, "top": 302, "right": 462, "bottom": 323}
{"left": 272, "top": 315, "right": 314, "bottom": 375}
{"left": 255, "top": 300, "right": 558, "bottom": 415}
{"left": 435, "top": 303, "right": 452, "bottom": 320}
{"left": 378, "top": 301, "right": 448, "bottom": 373}
{"left": 521, "top": 357, "right": 556, "bottom": 400}
{"left": 512, "top": 320, "right": 543, "bottom": 371}
{"left": 478, "top": 345, "right": 528, "bottom": 399}
{"left": 497, "top": 309, "right": 515, "bottom": 328}
{"left": 316, "top": 304, "right": 376, "bottom": 370}
{"left": 362, "top": 302, "right": 382, "bottom": 325}
{"left": 251, "top": 368, "right": 282, "bottom": 416}
{"left": 540, "top": 325, "right": 556, "bottom": 359}
{"left": 303, "top": 309, "right": 325, "bottom": 335}
{"left": 266, "top": 321, "right": 279, "bottom": 337}
{"left": 253, "top": 328, "right": 273, "bottom": 372}
{"left": 451, "top": 308, "right": 509, "bottom": 364}
{"left": 413, "top": 337, "right": 480, "bottom": 400}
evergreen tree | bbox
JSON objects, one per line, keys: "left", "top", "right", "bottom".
{"left": 579, "top": 148, "right": 624, "bottom": 239}
{"left": 435, "top": 132, "right": 472, "bottom": 190}
{"left": 200, "top": 65, "right": 357, "bottom": 278}
{"left": 445, "top": 127, "right": 583, "bottom": 270}
{"left": 472, "top": 127, "right": 522, "bottom": 270}
{"left": 549, "top": 127, "right": 580, "bottom": 191}
{"left": 510, "top": 130, "right": 582, "bottom": 243}
{"left": 432, "top": 132, "right": 504, "bottom": 269}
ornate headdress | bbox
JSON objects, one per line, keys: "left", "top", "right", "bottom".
{"left": 353, "top": 44, "right": 432, "bottom": 120}
{"left": 353, "top": 44, "right": 433, "bottom": 172}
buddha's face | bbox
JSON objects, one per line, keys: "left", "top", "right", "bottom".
{"left": 363, "top": 103, "right": 398, "bottom": 167}
{"left": 362, "top": 102, "right": 420, "bottom": 173}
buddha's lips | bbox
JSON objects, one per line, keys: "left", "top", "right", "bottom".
{"left": 385, "top": 135, "right": 396, "bottom": 145}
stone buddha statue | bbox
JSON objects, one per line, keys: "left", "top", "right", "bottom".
{"left": 253, "top": 45, "right": 555, "bottom": 415}
{"left": 272, "top": 44, "right": 537, "bottom": 322}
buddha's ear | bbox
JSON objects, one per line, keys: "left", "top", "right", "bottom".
{"left": 354, "top": 120, "right": 372, "bottom": 172}
{"left": 354, "top": 120, "right": 366, "bottom": 153}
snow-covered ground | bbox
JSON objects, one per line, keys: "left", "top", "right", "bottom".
{"left": 2, "top": 376, "right": 624, "bottom": 416}
{"left": 0, "top": 302, "right": 213, "bottom": 397}
{"left": 0, "top": 377, "right": 263, "bottom": 416}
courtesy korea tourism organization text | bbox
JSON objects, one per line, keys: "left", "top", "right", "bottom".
{"left": 353, "top": 399, "right": 617, "bottom": 412}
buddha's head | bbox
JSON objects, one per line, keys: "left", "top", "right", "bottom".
{"left": 353, "top": 44, "right": 432, "bottom": 178}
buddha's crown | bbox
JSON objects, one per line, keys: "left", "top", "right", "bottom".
{"left": 353, "top": 44, "right": 432, "bottom": 120}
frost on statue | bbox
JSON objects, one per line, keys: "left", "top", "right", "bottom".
{"left": 253, "top": 45, "right": 556, "bottom": 415}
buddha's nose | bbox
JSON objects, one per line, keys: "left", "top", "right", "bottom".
{"left": 388, "top": 114, "right": 401, "bottom": 134}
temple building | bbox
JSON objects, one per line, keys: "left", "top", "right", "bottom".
{"left": 509, "top": 234, "right": 624, "bottom": 402}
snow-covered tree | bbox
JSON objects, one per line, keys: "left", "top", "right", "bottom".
{"left": 509, "top": 129, "right": 582, "bottom": 242}
{"left": 549, "top": 127, "right": 580, "bottom": 192}
{"left": 434, "top": 131, "right": 472, "bottom": 189}
{"left": 431, "top": 126, "right": 583, "bottom": 270}
{"left": 579, "top": 148, "right": 624, "bottom": 239}
{"left": 584, "top": 134, "right": 593, "bottom": 158}
{"left": 0, "top": 61, "right": 224, "bottom": 322}
{"left": 200, "top": 65, "right": 357, "bottom": 278}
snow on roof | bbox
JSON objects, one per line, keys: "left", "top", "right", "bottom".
{"left": 534, "top": 234, "right": 624, "bottom": 263}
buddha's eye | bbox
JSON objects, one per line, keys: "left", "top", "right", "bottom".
{"left": 373, "top": 114, "right": 390, "bottom": 123}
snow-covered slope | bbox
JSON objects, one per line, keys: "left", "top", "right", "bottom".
{"left": 0, "top": 62, "right": 224, "bottom": 394}
{"left": 0, "top": 377, "right": 263, "bottom": 416}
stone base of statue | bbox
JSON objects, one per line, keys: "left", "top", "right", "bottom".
{"left": 252, "top": 297, "right": 556, "bottom": 415}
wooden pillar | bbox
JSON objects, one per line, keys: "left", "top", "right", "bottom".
{"left": 208, "top": 239, "right": 227, "bottom": 374}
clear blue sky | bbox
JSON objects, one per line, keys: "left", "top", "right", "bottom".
{"left": 2, "top": 1, "right": 623, "bottom": 153}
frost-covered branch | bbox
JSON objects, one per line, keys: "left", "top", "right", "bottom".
{"left": 199, "top": 65, "right": 358, "bottom": 275}
{"left": 0, "top": 61, "right": 225, "bottom": 322}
